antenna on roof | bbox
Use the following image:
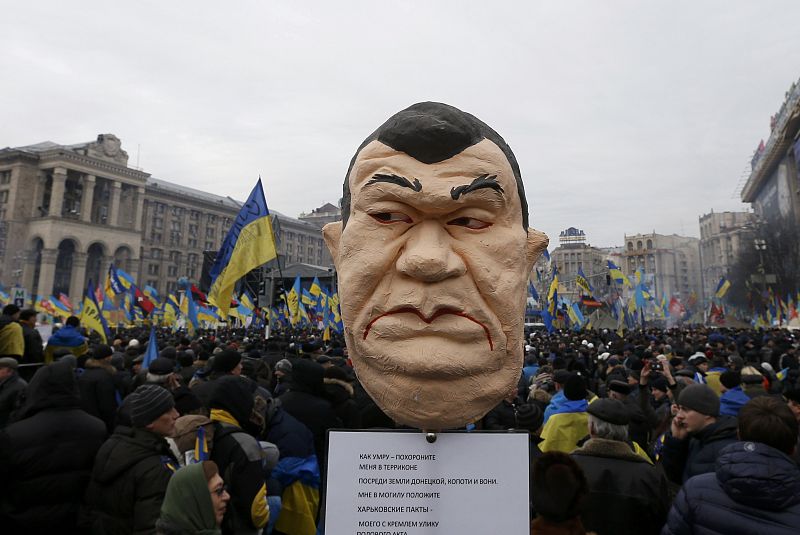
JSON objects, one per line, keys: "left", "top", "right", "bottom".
{"left": 136, "top": 144, "right": 141, "bottom": 170}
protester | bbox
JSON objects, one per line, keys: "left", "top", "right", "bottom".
{"left": 660, "top": 384, "right": 738, "bottom": 484}
{"left": 718, "top": 370, "right": 749, "bottom": 417}
{"left": 0, "top": 304, "right": 24, "bottom": 360}
{"left": 0, "top": 357, "right": 26, "bottom": 428}
{"left": 0, "top": 361, "right": 107, "bottom": 534}
{"left": 78, "top": 344, "right": 120, "bottom": 432}
{"left": 85, "top": 384, "right": 180, "bottom": 534}
{"left": 662, "top": 397, "right": 800, "bottom": 534}
{"left": 571, "top": 398, "right": 669, "bottom": 534}
{"left": 44, "top": 316, "right": 88, "bottom": 363}
{"left": 539, "top": 374, "right": 589, "bottom": 453}
{"left": 156, "top": 461, "right": 230, "bottom": 535}
{"left": 18, "top": 308, "right": 43, "bottom": 364}
{"left": 208, "top": 376, "right": 270, "bottom": 534}
{"left": 531, "top": 452, "right": 593, "bottom": 535}
{"left": 193, "top": 349, "right": 243, "bottom": 409}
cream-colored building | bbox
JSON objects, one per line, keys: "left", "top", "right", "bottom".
{"left": 623, "top": 232, "right": 701, "bottom": 300}
{"left": 549, "top": 227, "right": 607, "bottom": 301}
{"left": 698, "top": 211, "right": 753, "bottom": 302}
{"left": 0, "top": 134, "right": 333, "bottom": 304}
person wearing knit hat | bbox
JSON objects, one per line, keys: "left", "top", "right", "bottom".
{"left": 85, "top": 384, "right": 180, "bottom": 533}
{"left": 211, "top": 349, "right": 242, "bottom": 375}
{"left": 661, "top": 383, "right": 737, "bottom": 484}
{"left": 719, "top": 370, "right": 750, "bottom": 417}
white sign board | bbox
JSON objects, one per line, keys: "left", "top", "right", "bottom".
{"left": 325, "top": 430, "right": 529, "bottom": 535}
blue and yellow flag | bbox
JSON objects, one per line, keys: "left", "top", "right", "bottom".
{"left": 79, "top": 280, "right": 110, "bottom": 344}
{"left": 576, "top": 266, "right": 593, "bottom": 296}
{"left": 286, "top": 276, "right": 301, "bottom": 324}
{"left": 180, "top": 281, "right": 199, "bottom": 336}
{"left": 715, "top": 277, "right": 731, "bottom": 299}
{"left": 208, "top": 178, "right": 277, "bottom": 318}
{"left": 194, "top": 426, "right": 210, "bottom": 462}
{"left": 607, "top": 260, "right": 630, "bottom": 287}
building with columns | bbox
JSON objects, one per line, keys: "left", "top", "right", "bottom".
{"left": 549, "top": 227, "right": 607, "bottom": 301}
{"left": 0, "top": 134, "right": 335, "bottom": 304}
{"left": 622, "top": 232, "right": 701, "bottom": 301}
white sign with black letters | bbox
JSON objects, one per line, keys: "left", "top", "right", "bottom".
{"left": 325, "top": 430, "right": 529, "bottom": 535}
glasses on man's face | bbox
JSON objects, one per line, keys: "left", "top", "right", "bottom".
{"left": 213, "top": 484, "right": 229, "bottom": 497}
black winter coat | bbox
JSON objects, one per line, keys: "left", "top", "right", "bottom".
{"left": 264, "top": 405, "right": 315, "bottom": 459}
{"left": 21, "top": 323, "right": 44, "bottom": 364}
{"left": 78, "top": 359, "right": 120, "bottom": 432}
{"left": 660, "top": 416, "right": 738, "bottom": 484}
{"left": 85, "top": 426, "right": 178, "bottom": 535}
{"left": 662, "top": 441, "right": 800, "bottom": 535}
{"left": 572, "top": 438, "right": 669, "bottom": 535}
{"left": 0, "top": 372, "right": 25, "bottom": 428}
{"left": 483, "top": 398, "right": 524, "bottom": 430}
{"left": 323, "top": 377, "right": 362, "bottom": 429}
{"left": 0, "top": 361, "right": 107, "bottom": 534}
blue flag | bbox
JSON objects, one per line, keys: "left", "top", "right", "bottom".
{"left": 142, "top": 326, "right": 159, "bottom": 370}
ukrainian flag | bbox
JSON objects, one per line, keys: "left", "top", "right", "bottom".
{"left": 286, "top": 276, "right": 301, "bottom": 324}
{"left": 79, "top": 280, "right": 110, "bottom": 344}
{"left": 209, "top": 178, "right": 277, "bottom": 318}
{"left": 576, "top": 266, "right": 593, "bottom": 296}
{"left": 607, "top": 261, "right": 630, "bottom": 287}
{"left": 715, "top": 277, "right": 731, "bottom": 299}
{"left": 273, "top": 456, "right": 321, "bottom": 535}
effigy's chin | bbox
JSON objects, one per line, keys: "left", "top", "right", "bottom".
{"left": 346, "top": 326, "right": 522, "bottom": 430}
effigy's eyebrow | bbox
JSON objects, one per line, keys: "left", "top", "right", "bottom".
{"left": 450, "top": 174, "right": 504, "bottom": 200}
{"left": 365, "top": 173, "right": 422, "bottom": 192}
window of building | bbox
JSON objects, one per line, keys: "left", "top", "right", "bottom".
{"left": 0, "top": 171, "right": 10, "bottom": 184}
{"left": 637, "top": 241, "right": 643, "bottom": 250}
{"left": 0, "top": 208, "right": 6, "bottom": 220}
{"left": 207, "top": 214, "right": 217, "bottom": 224}
{"left": 150, "top": 231, "right": 162, "bottom": 243}
{"left": 154, "top": 218, "right": 163, "bottom": 229}
{"left": 170, "top": 231, "right": 181, "bottom": 246}
{"left": 172, "top": 206, "right": 184, "bottom": 217}
{"left": 627, "top": 242, "right": 633, "bottom": 251}
{"left": 156, "top": 203, "right": 165, "bottom": 214}
{"left": 646, "top": 239, "right": 653, "bottom": 250}
{"left": 171, "top": 220, "right": 181, "bottom": 232}
{"left": 299, "top": 234, "right": 306, "bottom": 244}
{"left": 169, "top": 251, "right": 181, "bottom": 263}
{"left": 205, "top": 241, "right": 214, "bottom": 250}
{"left": 205, "top": 227, "right": 215, "bottom": 238}
{"left": 190, "top": 210, "right": 200, "bottom": 221}
{"left": 148, "top": 264, "right": 160, "bottom": 275}
{"left": 147, "top": 280, "right": 158, "bottom": 288}
{"left": 166, "top": 281, "right": 177, "bottom": 293}
{"left": 222, "top": 217, "right": 231, "bottom": 228}
{"left": 189, "top": 224, "right": 198, "bottom": 236}
{"left": 188, "top": 238, "right": 197, "bottom": 248}
{"left": 188, "top": 253, "right": 197, "bottom": 266}
{"left": 151, "top": 248, "right": 162, "bottom": 259}
{"left": 287, "top": 243, "right": 293, "bottom": 253}
{"left": 168, "top": 265, "right": 178, "bottom": 277}
{"left": 308, "top": 246, "right": 314, "bottom": 257}
{"left": 298, "top": 255, "right": 304, "bottom": 263}
{"left": 0, "top": 191, "right": 8, "bottom": 203}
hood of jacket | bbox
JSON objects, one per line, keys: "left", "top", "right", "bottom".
{"left": 289, "top": 358, "right": 325, "bottom": 395}
{"left": 92, "top": 426, "right": 171, "bottom": 484}
{"left": 572, "top": 437, "right": 649, "bottom": 463}
{"left": 716, "top": 441, "right": 800, "bottom": 511}
{"left": 324, "top": 377, "right": 354, "bottom": 402}
{"left": 15, "top": 360, "right": 80, "bottom": 419}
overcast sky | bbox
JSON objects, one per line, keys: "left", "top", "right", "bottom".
{"left": 2, "top": 1, "right": 798, "bottom": 249}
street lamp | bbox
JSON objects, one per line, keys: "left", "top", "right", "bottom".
{"left": 754, "top": 238, "right": 768, "bottom": 303}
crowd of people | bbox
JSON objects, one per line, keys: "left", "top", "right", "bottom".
{"left": 0, "top": 300, "right": 799, "bottom": 534}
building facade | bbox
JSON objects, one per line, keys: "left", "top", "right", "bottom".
{"left": 740, "top": 76, "right": 800, "bottom": 225}
{"left": 0, "top": 134, "right": 334, "bottom": 304}
{"left": 549, "top": 227, "right": 607, "bottom": 301}
{"left": 623, "top": 232, "right": 701, "bottom": 301}
{"left": 698, "top": 210, "right": 753, "bottom": 302}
